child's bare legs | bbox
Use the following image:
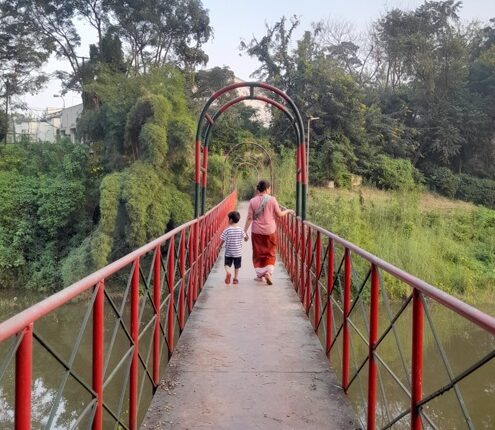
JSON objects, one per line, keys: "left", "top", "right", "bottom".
{"left": 233, "top": 268, "right": 240, "bottom": 285}
{"left": 224, "top": 265, "right": 232, "bottom": 285}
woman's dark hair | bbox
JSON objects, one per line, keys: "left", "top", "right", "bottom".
{"left": 228, "top": 211, "right": 241, "bottom": 223}
{"left": 256, "top": 180, "right": 271, "bottom": 193}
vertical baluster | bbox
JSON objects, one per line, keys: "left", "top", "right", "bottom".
{"left": 167, "top": 237, "right": 175, "bottom": 355}
{"left": 304, "top": 226, "right": 312, "bottom": 313}
{"left": 179, "top": 230, "right": 186, "bottom": 330}
{"left": 199, "top": 221, "right": 205, "bottom": 291}
{"left": 193, "top": 222, "right": 199, "bottom": 303}
{"left": 326, "top": 238, "right": 334, "bottom": 356}
{"left": 93, "top": 281, "right": 104, "bottom": 430}
{"left": 129, "top": 258, "right": 140, "bottom": 430}
{"left": 187, "top": 225, "right": 195, "bottom": 312}
{"left": 343, "top": 248, "right": 351, "bottom": 391}
{"left": 367, "top": 264, "right": 380, "bottom": 430}
{"left": 411, "top": 289, "right": 424, "bottom": 430}
{"left": 300, "top": 221, "right": 305, "bottom": 301}
{"left": 152, "top": 247, "right": 161, "bottom": 385}
{"left": 314, "top": 232, "right": 321, "bottom": 330}
{"left": 291, "top": 215, "right": 295, "bottom": 280}
{"left": 16, "top": 323, "right": 33, "bottom": 430}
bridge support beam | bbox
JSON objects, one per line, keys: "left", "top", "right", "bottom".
{"left": 367, "top": 265, "right": 380, "bottom": 430}
{"left": 411, "top": 289, "right": 424, "bottom": 430}
{"left": 342, "top": 248, "right": 352, "bottom": 391}
{"left": 16, "top": 323, "right": 33, "bottom": 430}
{"left": 92, "top": 281, "right": 104, "bottom": 430}
{"left": 130, "top": 259, "right": 140, "bottom": 430}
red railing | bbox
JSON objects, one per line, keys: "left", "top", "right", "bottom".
{"left": 277, "top": 213, "right": 495, "bottom": 430}
{"left": 0, "top": 192, "right": 237, "bottom": 430}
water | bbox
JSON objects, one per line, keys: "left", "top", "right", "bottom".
{"left": 318, "top": 299, "right": 495, "bottom": 429}
{"left": 0, "top": 290, "right": 494, "bottom": 428}
{"left": 0, "top": 289, "right": 160, "bottom": 429}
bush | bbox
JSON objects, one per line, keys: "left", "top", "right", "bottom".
{"left": 427, "top": 167, "right": 460, "bottom": 198}
{"left": 369, "top": 155, "right": 422, "bottom": 191}
{"left": 456, "top": 174, "right": 495, "bottom": 208}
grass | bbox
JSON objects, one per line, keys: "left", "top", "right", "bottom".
{"left": 307, "top": 187, "right": 495, "bottom": 304}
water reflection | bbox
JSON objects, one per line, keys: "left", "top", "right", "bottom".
{"left": 1, "top": 291, "right": 494, "bottom": 429}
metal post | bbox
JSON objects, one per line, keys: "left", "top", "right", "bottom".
{"left": 153, "top": 247, "right": 161, "bottom": 385}
{"left": 314, "top": 232, "right": 321, "bottom": 329}
{"left": 129, "top": 258, "right": 139, "bottom": 430}
{"left": 305, "top": 227, "right": 312, "bottom": 314}
{"left": 194, "top": 140, "right": 201, "bottom": 217}
{"left": 187, "top": 226, "right": 195, "bottom": 312}
{"left": 201, "top": 146, "right": 208, "bottom": 215}
{"left": 343, "top": 248, "right": 351, "bottom": 391}
{"left": 367, "top": 265, "right": 380, "bottom": 430}
{"left": 300, "top": 142, "right": 307, "bottom": 220}
{"left": 16, "top": 323, "right": 33, "bottom": 430}
{"left": 299, "top": 222, "right": 305, "bottom": 301}
{"left": 193, "top": 223, "right": 199, "bottom": 303}
{"left": 326, "top": 239, "right": 334, "bottom": 355}
{"left": 179, "top": 230, "right": 186, "bottom": 330}
{"left": 199, "top": 221, "right": 206, "bottom": 290}
{"left": 411, "top": 289, "right": 424, "bottom": 430}
{"left": 92, "top": 281, "right": 104, "bottom": 430}
{"left": 167, "top": 237, "right": 175, "bottom": 355}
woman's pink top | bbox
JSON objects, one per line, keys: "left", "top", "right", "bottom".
{"left": 248, "top": 194, "right": 280, "bottom": 235}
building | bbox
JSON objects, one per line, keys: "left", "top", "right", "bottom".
{"left": 57, "top": 104, "right": 83, "bottom": 143}
{"left": 9, "top": 104, "right": 83, "bottom": 144}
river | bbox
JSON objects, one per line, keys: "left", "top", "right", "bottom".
{"left": 0, "top": 291, "right": 494, "bottom": 428}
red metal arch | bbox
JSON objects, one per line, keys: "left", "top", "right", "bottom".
{"left": 194, "top": 82, "right": 306, "bottom": 218}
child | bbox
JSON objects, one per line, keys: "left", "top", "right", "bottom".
{"left": 220, "top": 211, "right": 248, "bottom": 285}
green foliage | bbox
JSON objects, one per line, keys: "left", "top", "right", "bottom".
{"left": 456, "top": 174, "right": 495, "bottom": 208}
{"left": 309, "top": 188, "right": 495, "bottom": 302}
{"left": 369, "top": 155, "right": 422, "bottom": 191}
{"left": 427, "top": 167, "right": 460, "bottom": 198}
{"left": 0, "top": 142, "right": 95, "bottom": 290}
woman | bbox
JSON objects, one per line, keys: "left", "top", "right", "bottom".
{"left": 243, "top": 180, "right": 294, "bottom": 285}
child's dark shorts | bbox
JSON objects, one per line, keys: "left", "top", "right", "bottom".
{"left": 225, "top": 256, "right": 242, "bottom": 269}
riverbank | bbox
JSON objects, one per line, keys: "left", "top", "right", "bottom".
{"left": 307, "top": 187, "right": 495, "bottom": 304}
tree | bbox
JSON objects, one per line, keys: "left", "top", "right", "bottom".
{"left": 240, "top": 15, "right": 300, "bottom": 93}
{"left": 3, "top": 0, "right": 212, "bottom": 94}
{"left": 0, "top": 111, "right": 7, "bottom": 142}
{"left": 106, "top": 0, "right": 212, "bottom": 73}
{"left": 0, "top": 1, "right": 51, "bottom": 126}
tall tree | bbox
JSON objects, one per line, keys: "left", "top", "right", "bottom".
{"left": 0, "top": 1, "right": 51, "bottom": 136}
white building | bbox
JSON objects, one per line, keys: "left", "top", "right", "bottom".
{"left": 10, "top": 104, "right": 83, "bottom": 144}
{"left": 57, "top": 104, "right": 83, "bottom": 143}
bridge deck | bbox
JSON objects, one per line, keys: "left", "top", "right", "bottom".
{"left": 143, "top": 202, "right": 358, "bottom": 429}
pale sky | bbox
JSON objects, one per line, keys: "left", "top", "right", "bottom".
{"left": 21, "top": 0, "right": 495, "bottom": 111}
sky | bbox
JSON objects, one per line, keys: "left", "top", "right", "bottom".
{"left": 21, "top": 0, "right": 495, "bottom": 111}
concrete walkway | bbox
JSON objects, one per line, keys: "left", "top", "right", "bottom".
{"left": 142, "top": 202, "right": 359, "bottom": 429}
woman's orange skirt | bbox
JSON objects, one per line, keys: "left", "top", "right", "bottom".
{"left": 251, "top": 232, "right": 277, "bottom": 277}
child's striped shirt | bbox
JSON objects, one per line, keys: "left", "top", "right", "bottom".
{"left": 220, "top": 226, "right": 245, "bottom": 257}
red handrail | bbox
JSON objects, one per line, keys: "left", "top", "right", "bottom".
{"left": 0, "top": 191, "right": 237, "bottom": 430}
{"left": 277, "top": 212, "right": 495, "bottom": 430}
{"left": 304, "top": 220, "right": 495, "bottom": 336}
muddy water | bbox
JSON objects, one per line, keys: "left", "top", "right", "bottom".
{"left": 319, "top": 299, "right": 495, "bottom": 429}
{"left": 0, "top": 290, "right": 494, "bottom": 429}
{"left": 0, "top": 290, "right": 162, "bottom": 429}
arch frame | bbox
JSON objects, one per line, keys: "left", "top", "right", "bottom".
{"left": 222, "top": 141, "right": 274, "bottom": 197}
{"left": 194, "top": 82, "right": 307, "bottom": 219}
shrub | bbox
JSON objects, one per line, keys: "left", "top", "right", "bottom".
{"left": 369, "top": 155, "right": 422, "bottom": 191}
{"left": 456, "top": 174, "right": 495, "bottom": 208}
{"left": 427, "top": 167, "right": 460, "bottom": 198}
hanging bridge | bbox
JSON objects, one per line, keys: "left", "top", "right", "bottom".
{"left": 0, "top": 82, "right": 494, "bottom": 430}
